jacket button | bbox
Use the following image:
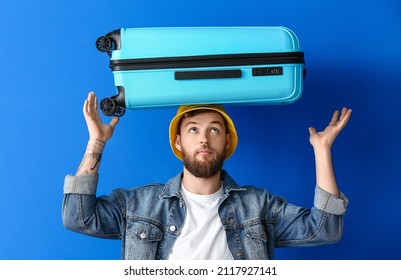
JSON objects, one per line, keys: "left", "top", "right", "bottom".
{"left": 139, "top": 232, "right": 147, "bottom": 239}
{"left": 169, "top": 225, "right": 176, "bottom": 232}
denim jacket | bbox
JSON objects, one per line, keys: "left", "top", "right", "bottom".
{"left": 62, "top": 170, "right": 348, "bottom": 260}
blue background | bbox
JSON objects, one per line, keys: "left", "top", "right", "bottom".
{"left": 1, "top": 0, "right": 400, "bottom": 260}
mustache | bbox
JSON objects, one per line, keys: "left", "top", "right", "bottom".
{"left": 196, "top": 144, "right": 213, "bottom": 152}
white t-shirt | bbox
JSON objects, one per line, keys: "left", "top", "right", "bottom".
{"left": 168, "top": 184, "right": 234, "bottom": 260}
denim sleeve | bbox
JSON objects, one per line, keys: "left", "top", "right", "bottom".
{"left": 62, "top": 174, "right": 123, "bottom": 240}
{"left": 272, "top": 186, "right": 348, "bottom": 247}
{"left": 64, "top": 174, "right": 98, "bottom": 194}
{"left": 313, "top": 185, "right": 349, "bottom": 215}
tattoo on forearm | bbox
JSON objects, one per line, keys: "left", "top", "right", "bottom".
{"left": 90, "top": 153, "right": 102, "bottom": 170}
{"left": 76, "top": 139, "right": 105, "bottom": 175}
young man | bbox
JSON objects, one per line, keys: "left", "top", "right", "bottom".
{"left": 62, "top": 91, "right": 352, "bottom": 260}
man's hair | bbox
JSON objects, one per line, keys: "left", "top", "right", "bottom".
{"left": 176, "top": 109, "right": 229, "bottom": 136}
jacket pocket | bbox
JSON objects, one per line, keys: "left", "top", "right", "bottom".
{"left": 125, "top": 220, "right": 163, "bottom": 260}
{"left": 245, "top": 222, "right": 267, "bottom": 242}
{"left": 243, "top": 221, "right": 268, "bottom": 259}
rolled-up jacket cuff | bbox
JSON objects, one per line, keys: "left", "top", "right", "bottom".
{"left": 313, "top": 185, "right": 349, "bottom": 215}
{"left": 64, "top": 174, "right": 98, "bottom": 195}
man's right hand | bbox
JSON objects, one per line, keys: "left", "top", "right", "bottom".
{"left": 83, "top": 91, "right": 120, "bottom": 143}
{"left": 75, "top": 92, "right": 120, "bottom": 175}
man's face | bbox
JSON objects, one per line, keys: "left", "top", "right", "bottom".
{"left": 175, "top": 111, "right": 231, "bottom": 178}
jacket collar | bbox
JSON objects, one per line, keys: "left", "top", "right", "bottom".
{"left": 159, "top": 169, "right": 246, "bottom": 199}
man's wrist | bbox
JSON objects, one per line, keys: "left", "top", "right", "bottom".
{"left": 87, "top": 139, "right": 105, "bottom": 154}
{"left": 75, "top": 139, "right": 105, "bottom": 175}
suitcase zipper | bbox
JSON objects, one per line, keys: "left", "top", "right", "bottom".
{"left": 109, "top": 52, "right": 304, "bottom": 71}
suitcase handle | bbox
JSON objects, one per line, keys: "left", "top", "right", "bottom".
{"left": 175, "top": 69, "right": 241, "bottom": 80}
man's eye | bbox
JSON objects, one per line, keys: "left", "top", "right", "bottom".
{"left": 211, "top": 127, "right": 220, "bottom": 133}
{"left": 189, "top": 127, "right": 197, "bottom": 133}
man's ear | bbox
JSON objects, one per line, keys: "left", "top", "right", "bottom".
{"left": 226, "top": 133, "right": 231, "bottom": 152}
{"left": 175, "top": 135, "right": 182, "bottom": 152}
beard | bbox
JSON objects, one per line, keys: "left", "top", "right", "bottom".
{"left": 181, "top": 145, "right": 225, "bottom": 178}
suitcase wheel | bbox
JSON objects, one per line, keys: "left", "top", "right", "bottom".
{"left": 96, "top": 36, "right": 113, "bottom": 53}
{"left": 99, "top": 97, "right": 125, "bottom": 117}
{"left": 114, "top": 106, "right": 126, "bottom": 117}
{"left": 100, "top": 97, "right": 116, "bottom": 116}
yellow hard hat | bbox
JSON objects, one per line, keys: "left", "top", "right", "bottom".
{"left": 169, "top": 104, "right": 238, "bottom": 161}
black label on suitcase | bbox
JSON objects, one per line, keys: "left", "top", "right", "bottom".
{"left": 252, "top": 67, "right": 283, "bottom": 76}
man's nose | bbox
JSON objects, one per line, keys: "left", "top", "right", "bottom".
{"left": 199, "top": 132, "right": 210, "bottom": 144}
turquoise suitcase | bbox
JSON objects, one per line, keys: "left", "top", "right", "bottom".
{"left": 95, "top": 26, "right": 305, "bottom": 116}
